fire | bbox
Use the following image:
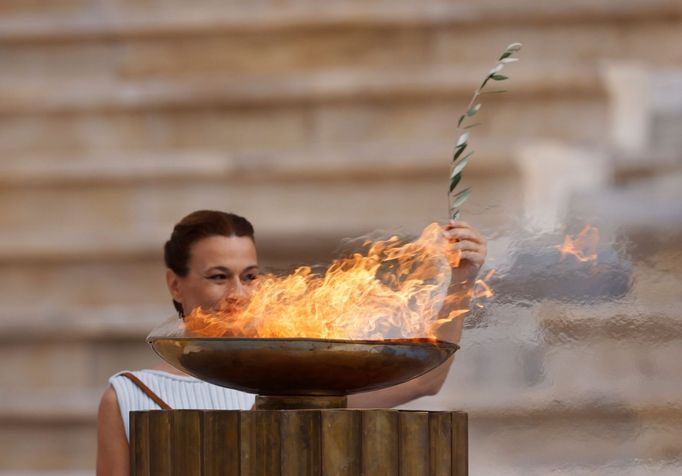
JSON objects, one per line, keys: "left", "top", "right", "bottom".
{"left": 184, "top": 223, "right": 492, "bottom": 341}
{"left": 474, "top": 269, "right": 496, "bottom": 299}
{"left": 559, "top": 225, "right": 600, "bottom": 263}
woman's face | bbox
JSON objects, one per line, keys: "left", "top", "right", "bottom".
{"left": 166, "top": 235, "right": 259, "bottom": 315}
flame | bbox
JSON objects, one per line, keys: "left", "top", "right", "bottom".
{"left": 474, "top": 269, "right": 496, "bottom": 299}
{"left": 559, "top": 225, "right": 600, "bottom": 263}
{"left": 184, "top": 223, "right": 493, "bottom": 341}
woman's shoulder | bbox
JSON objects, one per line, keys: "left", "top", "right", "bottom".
{"left": 98, "top": 384, "right": 120, "bottom": 415}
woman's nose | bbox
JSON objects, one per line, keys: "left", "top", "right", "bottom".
{"left": 231, "top": 278, "right": 249, "bottom": 298}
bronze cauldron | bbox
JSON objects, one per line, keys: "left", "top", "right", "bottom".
{"left": 149, "top": 336, "right": 458, "bottom": 409}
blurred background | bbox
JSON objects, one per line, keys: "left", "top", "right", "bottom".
{"left": 1, "top": 0, "right": 681, "bottom": 474}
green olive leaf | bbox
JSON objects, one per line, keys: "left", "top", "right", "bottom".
{"left": 479, "top": 89, "right": 508, "bottom": 96}
{"left": 457, "top": 114, "right": 466, "bottom": 128}
{"left": 453, "top": 142, "right": 468, "bottom": 161}
{"left": 456, "top": 132, "right": 469, "bottom": 147}
{"left": 453, "top": 150, "right": 473, "bottom": 164}
{"left": 450, "top": 157, "right": 469, "bottom": 178}
{"left": 449, "top": 173, "right": 462, "bottom": 194}
{"left": 489, "top": 64, "right": 504, "bottom": 75}
{"left": 467, "top": 104, "right": 481, "bottom": 117}
{"left": 450, "top": 187, "right": 471, "bottom": 209}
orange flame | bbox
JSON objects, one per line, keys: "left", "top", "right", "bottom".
{"left": 184, "top": 223, "right": 493, "bottom": 341}
{"left": 474, "top": 269, "right": 496, "bottom": 299}
{"left": 559, "top": 225, "right": 600, "bottom": 263}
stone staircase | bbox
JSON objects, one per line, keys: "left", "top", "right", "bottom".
{"left": 1, "top": 0, "right": 681, "bottom": 473}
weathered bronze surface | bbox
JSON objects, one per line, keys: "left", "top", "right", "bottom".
{"left": 148, "top": 337, "right": 458, "bottom": 397}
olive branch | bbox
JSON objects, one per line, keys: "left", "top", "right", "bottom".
{"left": 449, "top": 43, "right": 522, "bottom": 220}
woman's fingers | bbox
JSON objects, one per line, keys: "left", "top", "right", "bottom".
{"left": 442, "top": 221, "right": 487, "bottom": 270}
{"left": 458, "top": 251, "right": 485, "bottom": 267}
{"left": 443, "top": 222, "right": 486, "bottom": 245}
{"left": 450, "top": 240, "right": 484, "bottom": 253}
{"left": 446, "top": 220, "right": 478, "bottom": 231}
{"left": 450, "top": 245, "right": 486, "bottom": 264}
{"left": 444, "top": 227, "right": 477, "bottom": 239}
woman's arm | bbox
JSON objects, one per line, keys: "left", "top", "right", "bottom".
{"left": 349, "top": 221, "right": 486, "bottom": 408}
{"left": 347, "top": 354, "right": 456, "bottom": 408}
{"left": 96, "top": 386, "right": 129, "bottom": 476}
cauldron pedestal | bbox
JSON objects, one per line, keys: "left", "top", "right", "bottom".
{"left": 130, "top": 409, "right": 468, "bottom": 475}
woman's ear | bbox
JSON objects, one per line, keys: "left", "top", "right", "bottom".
{"left": 166, "top": 269, "right": 183, "bottom": 303}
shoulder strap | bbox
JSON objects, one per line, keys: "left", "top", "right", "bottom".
{"left": 120, "top": 372, "right": 172, "bottom": 410}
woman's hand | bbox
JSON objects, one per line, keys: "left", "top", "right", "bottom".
{"left": 443, "top": 220, "right": 487, "bottom": 281}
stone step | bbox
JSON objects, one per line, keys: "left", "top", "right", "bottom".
{"left": 0, "top": 327, "right": 160, "bottom": 392}
{"left": 5, "top": 141, "right": 682, "bottom": 193}
{"left": 0, "top": 418, "right": 96, "bottom": 472}
{"left": 0, "top": 389, "right": 101, "bottom": 425}
{"left": 613, "top": 150, "right": 682, "bottom": 184}
{"left": 477, "top": 463, "right": 682, "bottom": 476}
{"left": 0, "top": 91, "right": 603, "bottom": 158}
{"left": 2, "top": 8, "right": 678, "bottom": 87}
{"left": 0, "top": 63, "right": 598, "bottom": 115}
{"left": 0, "top": 170, "right": 520, "bottom": 259}
{"left": 570, "top": 171, "right": 682, "bottom": 233}
{"left": 0, "top": 472, "right": 91, "bottom": 476}
{"left": 0, "top": 140, "right": 509, "bottom": 187}
{"left": 0, "top": 306, "right": 166, "bottom": 343}
{"left": 468, "top": 406, "right": 682, "bottom": 474}
{"left": 0, "top": 0, "right": 677, "bottom": 43}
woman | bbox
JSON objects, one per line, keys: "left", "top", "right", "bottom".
{"left": 96, "top": 210, "right": 486, "bottom": 475}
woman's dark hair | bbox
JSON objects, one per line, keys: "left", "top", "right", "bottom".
{"left": 164, "top": 210, "right": 255, "bottom": 317}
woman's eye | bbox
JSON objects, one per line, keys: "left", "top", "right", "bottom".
{"left": 208, "top": 274, "right": 227, "bottom": 281}
{"left": 243, "top": 273, "right": 258, "bottom": 282}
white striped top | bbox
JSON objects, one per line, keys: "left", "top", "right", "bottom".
{"left": 109, "top": 369, "right": 256, "bottom": 441}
